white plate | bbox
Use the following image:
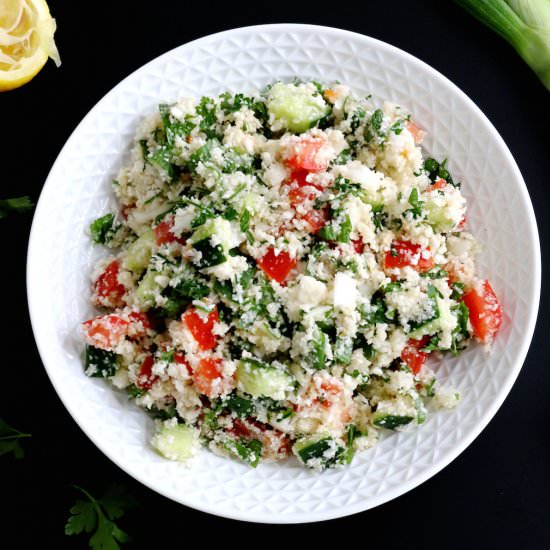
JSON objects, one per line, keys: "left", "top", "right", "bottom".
{"left": 27, "top": 24, "right": 540, "bottom": 523}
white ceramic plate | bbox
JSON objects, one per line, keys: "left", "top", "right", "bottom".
{"left": 27, "top": 24, "right": 540, "bottom": 523}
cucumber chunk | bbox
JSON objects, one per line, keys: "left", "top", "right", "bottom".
{"left": 236, "top": 359, "right": 293, "bottom": 400}
{"left": 123, "top": 229, "right": 155, "bottom": 273}
{"left": 425, "top": 200, "right": 455, "bottom": 232}
{"left": 267, "top": 82, "right": 330, "bottom": 133}
{"left": 409, "top": 296, "right": 454, "bottom": 339}
{"left": 85, "top": 345, "right": 119, "bottom": 378}
{"left": 151, "top": 422, "right": 198, "bottom": 461}
{"left": 135, "top": 270, "right": 164, "bottom": 308}
{"left": 293, "top": 434, "right": 345, "bottom": 469}
{"left": 189, "top": 217, "right": 243, "bottom": 268}
{"left": 373, "top": 414, "right": 414, "bottom": 430}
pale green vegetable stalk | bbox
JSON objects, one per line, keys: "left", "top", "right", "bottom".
{"left": 456, "top": 0, "right": 550, "bottom": 91}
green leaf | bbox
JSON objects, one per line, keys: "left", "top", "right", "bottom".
{"left": 65, "top": 500, "right": 97, "bottom": 535}
{"left": 311, "top": 329, "right": 328, "bottom": 370}
{"left": 0, "top": 196, "right": 34, "bottom": 219}
{"left": 0, "top": 417, "right": 31, "bottom": 459}
{"left": 405, "top": 187, "right": 423, "bottom": 219}
{"left": 90, "top": 213, "right": 117, "bottom": 244}
{"left": 100, "top": 485, "right": 136, "bottom": 521}
{"left": 224, "top": 394, "right": 255, "bottom": 418}
{"left": 363, "top": 109, "right": 384, "bottom": 142}
{"left": 66, "top": 485, "right": 133, "bottom": 549}
{"left": 224, "top": 437, "right": 262, "bottom": 467}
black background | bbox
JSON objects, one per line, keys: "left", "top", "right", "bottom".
{"left": 3, "top": 1, "right": 549, "bottom": 547}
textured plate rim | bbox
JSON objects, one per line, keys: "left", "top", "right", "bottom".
{"left": 27, "top": 23, "right": 541, "bottom": 523}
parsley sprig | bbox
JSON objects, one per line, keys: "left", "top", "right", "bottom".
{"left": 65, "top": 484, "right": 135, "bottom": 550}
{"left": 0, "top": 196, "right": 34, "bottom": 219}
{"left": 0, "top": 416, "right": 31, "bottom": 458}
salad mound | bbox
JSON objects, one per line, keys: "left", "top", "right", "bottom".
{"left": 82, "top": 81, "right": 502, "bottom": 470}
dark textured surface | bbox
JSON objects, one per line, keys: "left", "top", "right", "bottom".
{"left": 3, "top": 1, "right": 548, "bottom": 547}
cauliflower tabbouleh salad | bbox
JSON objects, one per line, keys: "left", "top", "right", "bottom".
{"left": 82, "top": 81, "right": 502, "bottom": 470}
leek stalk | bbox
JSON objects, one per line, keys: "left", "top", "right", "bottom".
{"left": 456, "top": 0, "right": 550, "bottom": 91}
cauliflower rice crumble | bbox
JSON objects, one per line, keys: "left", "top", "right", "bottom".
{"left": 82, "top": 81, "right": 502, "bottom": 470}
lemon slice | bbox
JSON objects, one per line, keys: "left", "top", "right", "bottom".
{"left": 0, "top": 0, "right": 60, "bottom": 92}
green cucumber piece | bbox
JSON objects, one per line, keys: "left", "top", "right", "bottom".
{"left": 85, "top": 345, "right": 119, "bottom": 378}
{"left": 425, "top": 200, "right": 455, "bottom": 232}
{"left": 373, "top": 414, "right": 414, "bottom": 430}
{"left": 123, "top": 229, "right": 155, "bottom": 273}
{"left": 409, "top": 296, "right": 453, "bottom": 339}
{"left": 236, "top": 359, "right": 293, "bottom": 400}
{"left": 267, "top": 82, "right": 330, "bottom": 133}
{"left": 152, "top": 422, "right": 198, "bottom": 461}
{"left": 293, "top": 434, "right": 345, "bottom": 469}
{"left": 135, "top": 270, "right": 164, "bottom": 308}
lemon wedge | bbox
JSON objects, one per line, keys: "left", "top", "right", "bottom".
{"left": 0, "top": 0, "right": 60, "bottom": 92}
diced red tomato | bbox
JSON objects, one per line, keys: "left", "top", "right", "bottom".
{"left": 302, "top": 208, "right": 328, "bottom": 233}
{"left": 182, "top": 307, "right": 219, "bottom": 351}
{"left": 174, "top": 351, "right": 193, "bottom": 375}
{"left": 406, "top": 121, "right": 425, "bottom": 144}
{"left": 462, "top": 280, "right": 502, "bottom": 344}
{"left": 93, "top": 260, "right": 126, "bottom": 308}
{"left": 154, "top": 217, "right": 185, "bottom": 246}
{"left": 257, "top": 247, "right": 297, "bottom": 284}
{"left": 401, "top": 336, "right": 430, "bottom": 374}
{"left": 127, "top": 311, "right": 151, "bottom": 333}
{"left": 287, "top": 184, "right": 328, "bottom": 233}
{"left": 285, "top": 137, "right": 328, "bottom": 172}
{"left": 82, "top": 314, "right": 130, "bottom": 351}
{"left": 352, "top": 238, "right": 365, "bottom": 254}
{"left": 457, "top": 215, "right": 466, "bottom": 230}
{"left": 230, "top": 418, "right": 254, "bottom": 439}
{"left": 192, "top": 357, "right": 224, "bottom": 397}
{"left": 317, "top": 379, "right": 343, "bottom": 409}
{"left": 384, "top": 240, "right": 435, "bottom": 273}
{"left": 288, "top": 185, "right": 316, "bottom": 206}
{"left": 429, "top": 178, "right": 448, "bottom": 191}
{"left": 229, "top": 418, "right": 291, "bottom": 458}
{"left": 136, "top": 355, "right": 158, "bottom": 390}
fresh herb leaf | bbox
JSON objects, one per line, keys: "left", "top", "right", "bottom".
{"left": 240, "top": 208, "right": 251, "bottom": 233}
{"left": 65, "top": 485, "right": 135, "bottom": 550}
{"left": 0, "top": 196, "right": 34, "bottom": 218}
{"left": 350, "top": 107, "right": 366, "bottom": 132}
{"left": 390, "top": 119, "right": 405, "bottom": 135}
{"left": 90, "top": 213, "right": 117, "bottom": 244}
{"left": 421, "top": 267, "right": 449, "bottom": 279}
{"left": 224, "top": 394, "right": 255, "bottom": 418}
{"left": 311, "top": 329, "right": 328, "bottom": 370}
{"left": 332, "top": 148, "right": 352, "bottom": 165}
{"left": 0, "top": 417, "right": 31, "bottom": 459}
{"left": 423, "top": 157, "right": 459, "bottom": 187}
{"left": 334, "top": 337, "right": 353, "bottom": 365}
{"left": 193, "top": 238, "right": 226, "bottom": 268}
{"left": 405, "top": 187, "right": 423, "bottom": 219}
{"left": 224, "top": 437, "right": 262, "bottom": 468}
{"left": 196, "top": 97, "right": 219, "bottom": 139}
{"left": 364, "top": 109, "right": 384, "bottom": 142}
